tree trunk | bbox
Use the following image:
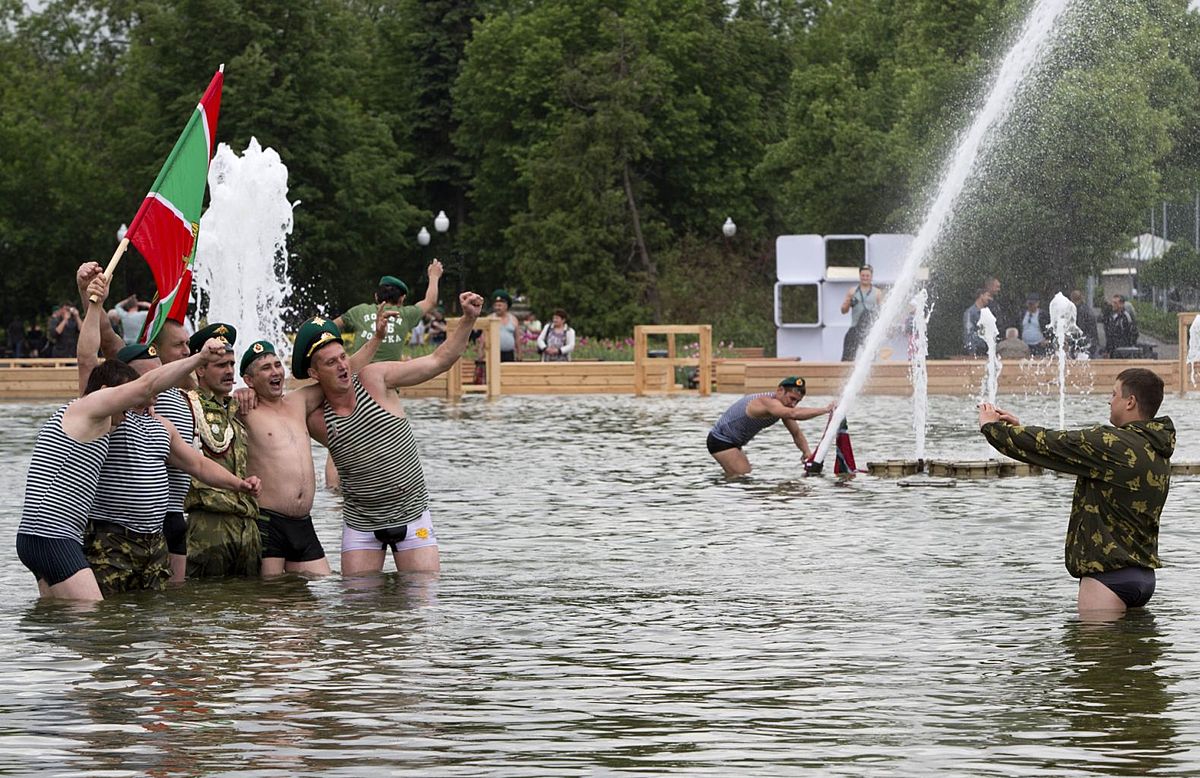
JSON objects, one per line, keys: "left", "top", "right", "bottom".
{"left": 622, "top": 160, "right": 661, "bottom": 322}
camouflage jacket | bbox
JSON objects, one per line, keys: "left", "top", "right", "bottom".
{"left": 982, "top": 417, "right": 1175, "bottom": 577}
{"left": 183, "top": 389, "right": 257, "bottom": 519}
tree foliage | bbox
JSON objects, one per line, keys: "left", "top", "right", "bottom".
{"left": 0, "top": 0, "right": 1196, "bottom": 351}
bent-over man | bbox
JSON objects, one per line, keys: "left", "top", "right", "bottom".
{"left": 707, "top": 376, "right": 834, "bottom": 477}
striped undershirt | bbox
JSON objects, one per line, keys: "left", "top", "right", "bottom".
{"left": 18, "top": 403, "right": 110, "bottom": 543}
{"left": 155, "top": 387, "right": 195, "bottom": 513}
{"left": 324, "top": 377, "right": 428, "bottom": 532}
{"left": 90, "top": 411, "right": 171, "bottom": 534}
{"left": 709, "top": 393, "right": 781, "bottom": 447}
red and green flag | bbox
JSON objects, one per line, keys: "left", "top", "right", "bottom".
{"left": 130, "top": 65, "right": 224, "bottom": 344}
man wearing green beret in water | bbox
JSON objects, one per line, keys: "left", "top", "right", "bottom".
{"left": 333, "top": 260, "right": 444, "bottom": 363}
{"left": 706, "top": 376, "right": 834, "bottom": 477}
{"left": 180, "top": 322, "right": 264, "bottom": 578}
{"left": 289, "top": 290, "right": 484, "bottom": 576}
{"left": 234, "top": 308, "right": 399, "bottom": 577}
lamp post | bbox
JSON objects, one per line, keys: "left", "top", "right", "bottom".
{"left": 722, "top": 217, "right": 736, "bottom": 239}
{"left": 434, "top": 210, "right": 450, "bottom": 235}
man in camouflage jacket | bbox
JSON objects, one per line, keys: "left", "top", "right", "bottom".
{"left": 979, "top": 368, "right": 1174, "bottom": 614}
{"left": 184, "top": 324, "right": 260, "bottom": 577}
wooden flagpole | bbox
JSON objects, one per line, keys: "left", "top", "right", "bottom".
{"left": 89, "top": 237, "right": 130, "bottom": 303}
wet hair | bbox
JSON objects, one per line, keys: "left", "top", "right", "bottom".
{"left": 375, "top": 284, "right": 405, "bottom": 305}
{"left": 1116, "top": 368, "right": 1164, "bottom": 418}
{"left": 859, "top": 265, "right": 873, "bottom": 273}
{"left": 84, "top": 359, "right": 140, "bottom": 396}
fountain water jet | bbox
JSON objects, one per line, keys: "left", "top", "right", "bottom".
{"left": 814, "top": 0, "right": 1073, "bottom": 464}
{"left": 977, "top": 307, "right": 1001, "bottom": 406}
{"left": 1189, "top": 315, "right": 1200, "bottom": 388}
{"left": 1048, "top": 292, "right": 1080, "bottom": 429}
{"left": 909, "top": 290, "right": 932, "bottom": 461}
{"left": 192, "top": 138, "right": 297, "bottom": 375}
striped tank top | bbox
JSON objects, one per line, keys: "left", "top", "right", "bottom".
{"left": 155, "top": 387, "right": 195, "bottom": 513}
{"left": 18, "top": 404, "right": 111, "bottom": 543}
{"left": 709, "top": 393, "right": 780, "bottom": 447}
{"left": 323, "top": 377, "right": 428, "bottom": 531}
{"left": 91, "top": 411, "right": 171, "bottom": 533}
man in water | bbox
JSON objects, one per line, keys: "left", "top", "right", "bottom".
{"left": 184, "top": 323, "right": 262, "bottom": 578}
{"left": 979, "top": 367, "right": 1174, "bottom": 614}
{"left": 334, "top": 260, "right": 444, "bottom": 362}
{"left": 16, "top": 272, "right": 255, "bottom": 600}
{"left": 236, "top": 307, "right": 397, "bottom": 577}
{"left": 294, "top": 291, "right": 485, "bottom": 575}
{"left": 706, "top": 376, "right": 834, "bottom": 477}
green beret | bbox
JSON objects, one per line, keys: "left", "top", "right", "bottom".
{"left": 491, "top": 289, "right": 512, "bottom": 307}
{"left": 292, "top": 317, "right": 343, "bottom": 378}
{"left": 379, "top": 275, "right": 409, "bottom": 295}
{"left": 779, "top": 375, "right": 806, "bottom": 394}
{"left": 116, "top": 343, "right": 160, "bottom": 364}
{"left": 240, "top": 340, "right": 277, "bottom": 376}
{"left": 188, "top": 322, "right": 237, "bottom": 355}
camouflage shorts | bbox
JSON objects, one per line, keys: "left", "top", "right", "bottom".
{"left": 84, "top": 521, "right": 170, "bottom": 596}
{"left": 186, "top": 510, "right": 262, "bottom": 578}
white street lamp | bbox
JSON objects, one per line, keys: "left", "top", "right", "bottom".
{"left": 722, "top": 217, "right": 736, "bottom": 238}
{"left": 434, "top": 210, "right": 450, "bottom": 233}
{"left": 117, "top": 223, "right": 128, "bottom": 243}
{"left": 417, "top": 226, "right": 431, "bottom": 246}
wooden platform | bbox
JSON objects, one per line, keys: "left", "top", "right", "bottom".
{"left": 0, "top": 356, "right": 1191, "bottom": 400}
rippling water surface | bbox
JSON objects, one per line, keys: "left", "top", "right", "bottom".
{"left": 0, "top": 391, "right": 1198, "bottom": 776}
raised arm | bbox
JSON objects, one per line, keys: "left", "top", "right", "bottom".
{"left": 364, "top": 291, "right": 483, "bottom": 390}
{"left": 416, "top": 259, "right": 444, "bottom": 316}
{"left": 755, "top": 396, "right": 836, "bottom": 422}
{"left": 76, "top": 274, "right": 109, "bottom": 395}
{"left": 65, "top": 339, "right": 227, "bottom": 439}
{"left": 75, "top": 262, "right": 125, "bottom": 359}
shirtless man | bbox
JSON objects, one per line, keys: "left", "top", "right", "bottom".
{"left": 706, "top": 376, "right": 834, "bottom": 477}
{"left": 236, "top": 308, "right": 396, "bottom": 576}
{"left": 294, "top": 291, "right": 484, "bottom": 575}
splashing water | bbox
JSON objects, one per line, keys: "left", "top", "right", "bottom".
{"left": 1189, "top": 315, "right": 1200, "bottom": 389}
{"left": 909, "top": 290, "right": 932, "bottom": 460}
{"left": 977, "top": 307, "right": 1001, "bottom": 406}
{"left": 1049, "top": 292, "right": 1079, "bottom": 429}
{"left": 814, "top": 0, "right": 1073, "bottom": 463}
{"left": 193, "top": 138, "right": 297, "bottom": 375}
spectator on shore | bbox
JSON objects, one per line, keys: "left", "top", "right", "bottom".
{"left": 522, "top": 311, "right": 542, "bottom": 349}
{"left": 983, "top": 276, "right": 1010, "bottom": 333}
{"left": 110, "top": 294, "right": 151, "bottom": 346}
{"left": 25, "top": 322, "right": 49, "bottom": 357}
{"left": 481, "top": 289, "right": 521, "bottom": 362}
{"left": 840, "top": 265, "right": 882, "bottom": 361}
{"left": 1070, "top": 289, "right": 1099, "bottom": 358}
{"left": 537, "top": 309, "right": 576, "bottom": 362}
{"left": 1104, "top": 294, "right": 1138, "bottom": 357}
{"left": 1019, "top": 293, "right": 1051, "bottom": 357}
{"left": 7, "top": 318, "right": 24, "bottom": 358}
{"left": 996, "top": 327, "right": 1031, "bottom": 360}
{"left": 334, "top": 260, "right": 443, "bottom": 362}
{"left": 428, "top": 308, "right": 447, "bottom": 345}
{"left": 48, "top": 302, "right": 82, "bottom": 358}
{"left": 962, "top": 288, "right": 993, "bottom": 357}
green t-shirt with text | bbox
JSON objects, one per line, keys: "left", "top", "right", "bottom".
{"left": 339, "top": 302, "right": 422, "bottom": 362}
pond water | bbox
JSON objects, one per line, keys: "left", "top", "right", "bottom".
{"left": 1, "top": 390, "right": 1198, "bottom": 776}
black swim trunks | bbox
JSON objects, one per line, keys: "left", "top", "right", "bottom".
{"left": 257, "top": 509, "right": 326, "bottom": 563}
{"left": 16, "top": 533, "right": 91, "bottom": 586}
{"left": 163, "top": 511, "right": 187, "bottom": 555}
{"left": 1086, "top": 566, "right": 1156, "bottom": 608}
{"left": 706, "top": 432, "right": 739, "bottom": 455}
